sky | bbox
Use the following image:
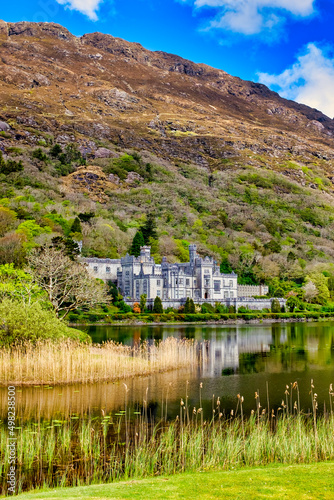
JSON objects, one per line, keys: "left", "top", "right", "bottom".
{"left": 1, "top": 0, "right": 334, "bottom": 117}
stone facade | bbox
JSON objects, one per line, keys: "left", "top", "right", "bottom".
{"left": 117, "top": 244, "right": 238, "bottom": 305}
{"left": 82, "top": 244, "right": 284, "bottom": 311}
{"left": 237, "top": 284, "right": 269, "bottom": 297}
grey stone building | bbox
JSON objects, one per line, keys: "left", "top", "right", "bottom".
{"left": 116, "top": 244, "right": 238, "bottom": 308}
{"left": 82, "top": 244, "right": 285, "bottom": 310}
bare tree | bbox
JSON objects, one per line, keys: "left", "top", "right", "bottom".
{"left": 27, "top": 247, "right": 108, "bottom": 318}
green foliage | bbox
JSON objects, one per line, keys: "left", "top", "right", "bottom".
{"left": 201, "top": 302, "right": 215, "bottom": 313}
{"left": 304, "top": 273, "right": 330, "bottom": 305}
{"left": 49, "top": 143, "right": 62, "bottom": 158}
{"left": 32, "top": 148, "right": 48, "bottom": 163}
{"left": 78, "top": 212, "right": 95, "bottom": 223}
{"left": 16, "top": 220, "right": 51, "bottom": 241}
{"left": 184, "top": 297, "right": 196, "bottom": 313}
{"left": 43, "top": 213, "right": 71, "bottom": 235}
{"left": 153, "top": 296, "right": 163, "bottom": 313}
{"left": 130, "top": 231, "right": 145, "bottom": 257}
{"left": 286, "top": 295, "right": 300, "bottom": 312}
{"left": 140, "top": 294, "right": 147, "bottom": 313}
{"left": 0, "top": 264, "right": 42, "bottom": 302}
{"left": 0, "top": 151, "right": 24, "bottom": 175}
{"left": 51, "top": 236, "right": 80, "bottom": 261}
{"left": 220, "top": 258, "right": 233, "bottom": 274}
{"left": 70, "top": 217, "right": 82, "bottom": 235}
{"left": 271, "top": 299, "right": 281, "bottom": 313}
{"left": 0, "top": 299, "right": 88, "bottom": 345}
{"left": 141, "top": 213, "right": 157, "bottom": 245}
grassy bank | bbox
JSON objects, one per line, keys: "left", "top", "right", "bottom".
{"left": 69, "top": 310, "right": 334, "bottom": 325}
{"left": 11, "top": 462, "right": 334, "bottom": 499}
{"left": 0, "top": 338, "right": 200, "bottom": 386}
{"left": 2, "top": 408, "right": 334, "bottom": 495}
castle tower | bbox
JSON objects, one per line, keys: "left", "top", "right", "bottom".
{"left": 189, "top": 244, "right": 197, "bottom": 266}
{"left": 140, "top": 246, "right": 151, "bottom": 262}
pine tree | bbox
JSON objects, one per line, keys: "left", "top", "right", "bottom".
{"left": 189, "top": 298, "right": 195, "bottom": 313}
{"left": 70, "top": 217, "right": 82, "bottom": 235}
{"left": 129, "top": 231, "right": 145, "bottom": 257}
{"left": 184, "top": 297, "right": 191, "bottom": 313}
{"left": 141, "top": 213, "right": 157, "bottom": 245}
{"left": 153, "top": 296, "right": 163, "bottom": 313}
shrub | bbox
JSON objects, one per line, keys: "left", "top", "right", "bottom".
{"left": 201, "top": 302, "right": 215, "bottom": 313}
{"left": 153, "top": 296, "right": 163, "bottom": 313}
{"left": 271, "top": 299, "right": 281, "bottom": 313}
{"left": 0, "top": 299, "right": 89, "bottom": 345}
{"left": 133, "top": 302, "right": 141, "bottom": 313}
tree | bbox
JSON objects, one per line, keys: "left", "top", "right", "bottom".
{"left": 0, "top": 233, "right": 26, "bottom": 267}
{"left": 129, "top": 231, "right": 145, "bottom": 257}
{"left": 51, "top": 236, "right": 80, "bottom": 261}
{"left": 27, "top": 247, "right": 108, "bottom": 318}
{"left": 153, "top": 296, "right": 163, "bottom": 313}
{"left": 184, "top": 297, "right": 191, "bottom": 313}
{"left": 286, "top": 295, "right": 300, "bottom": 312}
{"left": 0, "top": 206, "right": 16, "bottom": 237}
{"left": 302, "top": 280, "right": 318, "bottom": 303}
{"left": 141, "top": 213, "right": 157, "bottom": 245}
{"left": 0, "top": 264, "right": 42, "bottom": 304}
{"left": 133, "top": 302, "right": 141, "bottom": 313}
{"left": 304, "top": 273, "right": 330, "bottom": 305}
{"left": 189, "top": 298, "right": 195, "bottom": 313}
{"left": 78, "top": 212, "right": 95, "bottom": 223}
{"left": 0, "top": 158, "right": 24, "bottom": 175}
{"left": 271, "top": 298, "right": 281, "bottom": 313}
{"left": 70, "top": 217, "right": 82, "bottom": 235}
{"left": 140, "top": 294, "right": 147, "bottom": 313}
{"left": 49, "top": 143, "right": 62, "bottom": 158}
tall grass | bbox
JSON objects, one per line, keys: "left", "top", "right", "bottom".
{"left": 0, "top": 338, "right": 201, "bottom": 386}
{"left": 1, "top": 382, "right": 334, "bottom": 496}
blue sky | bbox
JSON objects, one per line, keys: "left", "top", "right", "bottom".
{"left": 2, "top": 0, "right": 334, "bottom": 117}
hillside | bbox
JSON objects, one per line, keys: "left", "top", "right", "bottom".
{"left": 1, "top": 20, "right": 334, "bottom": 291}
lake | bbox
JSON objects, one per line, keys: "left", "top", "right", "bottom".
{"left": 1, "top": 321, "right": 334, "bottom": 421}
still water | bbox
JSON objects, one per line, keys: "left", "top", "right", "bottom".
{"left": 1, "top": 321, "right": 334, "bottom": 420}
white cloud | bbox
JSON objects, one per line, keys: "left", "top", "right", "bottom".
{"left": 182, "top": 0, "right": 315, "bottom": 35}
{"left": 56, "top": 0, "right": 102, "bottom": 21}
{"left": 258, "top": 43, "right": 334, "bottom": 118}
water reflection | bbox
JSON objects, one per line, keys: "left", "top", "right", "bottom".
{"left": 1, "top": 322, "right": 333, "bottom": 420}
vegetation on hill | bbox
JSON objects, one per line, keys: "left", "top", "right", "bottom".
{"left": 1, "top": 21, "right": 334, "bottom": 318}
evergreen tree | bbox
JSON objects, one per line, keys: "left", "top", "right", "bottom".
{"left": 141, "top": 213, "right": 157, "bottom": 245}
{"left": 153, "top": 296, "right": 163, "bottom": 313}
{"left": 189, "top": 298, "right": 195, "bottom": 313}
{"left": 70, "top": 217, "right": 82, "bottom": 235}
{"left": 129, "top": 231, "right": 145, "bottom": 257}
{"left": 271, "top": 298, "right": 281, "bottom": 313}
{"left": 140, "top": 294, "right": 147, "bottom": 313}
{"left": 184, "top": 297, "right": 191, "bottom": 313}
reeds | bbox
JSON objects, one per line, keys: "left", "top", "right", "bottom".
{"left": 0, "top": 338, "right": 200, "bottom": 386}
{"left": 1, "top": 381, "right": 334, "bottom": 496}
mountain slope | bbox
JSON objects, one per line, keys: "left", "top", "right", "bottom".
{"left": 1, "top": 21, "right": 334, "bottom": 289}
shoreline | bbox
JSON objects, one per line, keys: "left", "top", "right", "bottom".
{"left": 69, "top": 315, "right": 334, "bottom": 327}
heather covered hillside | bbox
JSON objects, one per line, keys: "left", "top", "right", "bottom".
{"left": 1, "top": 21, "right": 334, "bottom": 301}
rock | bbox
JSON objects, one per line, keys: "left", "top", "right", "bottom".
{"left": 0, "top": 121, "right": 10, "bottom": 132}
{"left": 94, "top": 147, "right": 113, "bottom": 158}
{"left": 307, "top": 120, "right": 325, "bottom": 132}
{"left": 108, "top": 173, "right": 121, "bottom": 184}
{"left": 125, "top": 171, "right": 143, "bottom": 186}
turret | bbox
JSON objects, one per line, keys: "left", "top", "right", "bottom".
{"left": 140, "top": 246, "right": 151, "bottom": 262}
{"left": 189, "top": 244, "right": 197, "bottom": 265}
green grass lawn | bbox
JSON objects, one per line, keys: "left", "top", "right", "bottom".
{"left": 14, "top": 462, "right": 334, "bottom": 499}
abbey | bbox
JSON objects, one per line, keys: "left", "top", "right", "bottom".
{"left": 82, "top": 244, "right": 282, "bottom": 310}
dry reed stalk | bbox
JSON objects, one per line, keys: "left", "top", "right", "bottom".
{"left": 0, "top": 338, "right": 200, "bottom": 386}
